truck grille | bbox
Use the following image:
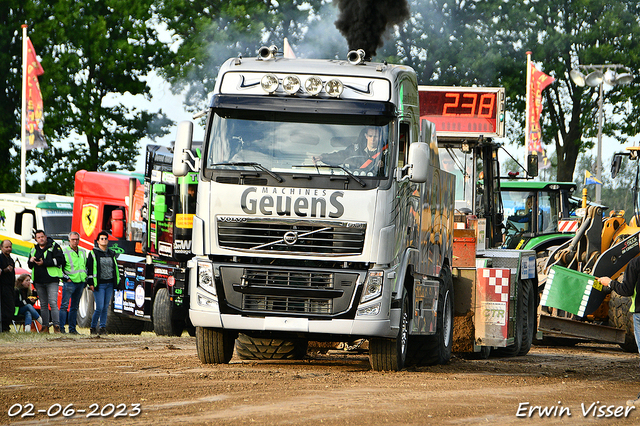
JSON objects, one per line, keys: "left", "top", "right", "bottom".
{"left": 244, "top": 295, "right": 333, "bottom": 314}
{"left": 243, "top": 268, "right": 334, "bottom": 289}
{"left": 217, "top": 217, "right": 366, "bottom": 255}
{"left": 219, "top": 266, "right": 360, "bottom": 316}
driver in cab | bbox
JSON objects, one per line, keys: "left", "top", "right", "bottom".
{"left": 313, "top": 126, "right": 387, "bottom": 175}
{"left": 508, "top": 196, "right": 534, "bottom": 231}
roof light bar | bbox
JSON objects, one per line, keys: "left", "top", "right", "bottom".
{"left": 282, "top": 75, "right": 301, "bottom": 95}
{"left": 261, "top": 74, "right": 279, "bottom": 93}
{"left": 325, "top": 79, "right": 344, "bottom": 97}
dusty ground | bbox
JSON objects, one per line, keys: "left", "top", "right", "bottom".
{"left": 0, "top": 330, "right": 639, "bottom": 425}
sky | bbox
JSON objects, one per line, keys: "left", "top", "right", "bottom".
{"left": 125, "top": 72, "right": 205, "bottom": 173}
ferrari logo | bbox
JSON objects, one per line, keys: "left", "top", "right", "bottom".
{"left": 82, "top": 204, "right": 98, "bottom": 237}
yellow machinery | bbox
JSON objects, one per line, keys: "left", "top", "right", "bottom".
{"left": 541, "top": 146, "right": 640, "bottom": 351}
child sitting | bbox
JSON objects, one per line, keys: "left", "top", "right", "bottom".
{"left": 14, "top": 274, "right": 43, "bottom": 332}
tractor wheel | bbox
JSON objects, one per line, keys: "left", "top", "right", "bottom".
{"left": 518, "top": 279, "right": 537, "bottom": 356}
{"left": 609, "top": 292, "right": 638, "bottom": 353}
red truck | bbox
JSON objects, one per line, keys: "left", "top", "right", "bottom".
{"left": 73, "top": 145, "right": 195, "bottom": 335}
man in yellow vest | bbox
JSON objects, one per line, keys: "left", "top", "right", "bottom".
{"left": 60, "top": 232, "right": 87, "bottom": 335}
{"left": 28, "top": 229, "right": 64, "bottom": 333}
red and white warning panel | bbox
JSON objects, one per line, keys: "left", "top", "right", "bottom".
{"left": 558, "top": 220, "right": 579, "bottom": 233}
{"left": 475, "top": 268, "right": 512, "bottom": 347}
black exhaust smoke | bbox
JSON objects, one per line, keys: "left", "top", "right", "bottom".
{"left": 334, "top": 0, "right": 410, "bottom": 59}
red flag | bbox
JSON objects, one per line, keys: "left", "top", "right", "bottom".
{"left": 527, "top": 63, "right": 554, "bottom": 169}
{"left": 25, "top": 37, "right": 46, "bottom": 150}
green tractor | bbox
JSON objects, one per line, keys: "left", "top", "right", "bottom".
{"left": 500, "top": 180, "right": 581, "bottom": 278}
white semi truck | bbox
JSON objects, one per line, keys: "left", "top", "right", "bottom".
{"left": 173, "top": 47, "right": 456, "bottom": 370}
{"left": 173, "top": 47, "right": 537, "bottom": 370}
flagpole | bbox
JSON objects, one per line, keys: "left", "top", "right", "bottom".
{"left": 21, "top": 24, "right": 28, "bottom": 196}
{"left": 525, "top": 51, "right": 532, "bottom": 177}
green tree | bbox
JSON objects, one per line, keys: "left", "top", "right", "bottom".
{"left": 1, "top": 1, "right": 174, "bottom": 194}
{"left": 378, "top": 0, "right": 640, "bottom": 183}
{"left": 156, "top": 0, "right": 328, "bottom": 111}
{"left": 0, "top": 0, "right": 26, "bottom": 192}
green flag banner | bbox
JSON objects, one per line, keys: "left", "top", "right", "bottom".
{"left": 541, "top": 265, "right": 606, "bottom": 317}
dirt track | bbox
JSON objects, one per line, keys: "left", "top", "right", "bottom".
{"left": 1, "top": 331, "right": 639, "bottom": 425}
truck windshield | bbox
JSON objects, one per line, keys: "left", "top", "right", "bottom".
{"left": 441, "top": 147, "right": 475, "bottom": 212}
{"left": 42, "top": 211, "right": 73, "bottom": 240}
{"left": 205, "top": 109, "right": 392, "bottom": 179}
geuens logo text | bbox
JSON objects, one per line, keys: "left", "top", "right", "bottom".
{"left": 241, "top": 187, "right": 344, "bottom": 218}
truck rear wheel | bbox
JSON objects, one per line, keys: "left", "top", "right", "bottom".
{"left": 235, "top": 334, "right": 308, "bottom": 360}
{"left": 77, "top": 287, "right": 94, "bottom": 328}
{"left": 153, "top": 288, "right": 185, "bottom": 336}
{"left": 412, "top": 267, "right": 454, "bottom": 366}
{"left": 369, "top": 292, "right": 409, "bottom": 371}
{"left": 609, "top": 292, "right": 638, "bottom": 353}
{"left": 518, "top": 279, "right": 537, "bottom": 356}
{"left": 196, "top": 327, "right": 235, "bottom": 364}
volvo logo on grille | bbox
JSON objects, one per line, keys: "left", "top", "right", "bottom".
{"left": 283, "top": 231, "right": 298, "bottom": 245}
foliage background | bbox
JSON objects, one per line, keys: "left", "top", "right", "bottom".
{"left": 1, "top": 0, "right": 639, "bottom": 215}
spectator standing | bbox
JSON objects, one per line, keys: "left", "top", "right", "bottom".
{"left": 0, "top": 240, "right": 16, "bottom": 332}
{"left": 599, "top": 256, "right": 640, "bottom": 407}
{"left": 28, "top": 230, "right": 64, "bottom": 333}
{"left": 60, "top": 232, "right": 87, "bottom": 334}
{"left": 14, "top": 274, "right": 43, "bottom": 332}
{"left": 86, "top": 231, "right": 120, "bottom": 336}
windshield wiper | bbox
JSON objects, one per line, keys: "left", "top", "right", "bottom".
{"left": 211, "top": 162, "right": 283, "bottom": 182}
{"left": 293, "top": 164, "right": 366, "bottom": 187}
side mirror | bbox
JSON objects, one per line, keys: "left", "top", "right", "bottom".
{"left": 407, "top": 142, "right": 430, "bottom": 183}
{"left": 20, "top": 213, "right": 34, "bottom": 241}
{"left": 173, "top": 121, "right": 195, "bottom": 177}
{"left": 153, "top": 184, "right": 167, "bottom": 221}
{"left": 527, "top": 154, "right": 539, "bottom": 177}
{"left": 611, "top": 155, "right": 623, "bottom": 179}
{"left": 111, "top": 209, "right": 125, "bottom": 239}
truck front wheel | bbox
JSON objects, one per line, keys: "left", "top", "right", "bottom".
{"left": 153, "top": 288, "right": 185, "bottom": 336}
{"left": 369, "top": 292, "right": 409, "bottom": 371}
{"left": 196, "top": 327, "right": 235, "bottom": 364}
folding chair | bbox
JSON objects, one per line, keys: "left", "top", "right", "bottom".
{"left": 12, "top": 307, "right": 40, "bottom": 333}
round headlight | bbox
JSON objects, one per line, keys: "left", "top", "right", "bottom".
{"left": 304, "top": 76, "right": 323, "bottom": 96}
{"left": 261, "top": 74, "right": 279, "bottom": 93}
{"left": 325, "top": 79, "right": 344, "bottom": 97}
{"left": 282, "top": 75, "right": 301, "bottom": 95}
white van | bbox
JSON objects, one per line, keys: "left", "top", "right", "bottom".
{"left": 0, "top": 193, "right": 73, "bottom": 266}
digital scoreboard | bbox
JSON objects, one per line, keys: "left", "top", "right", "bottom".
{"left": 418, "top": 86, "right": 505, "bottom": 138}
